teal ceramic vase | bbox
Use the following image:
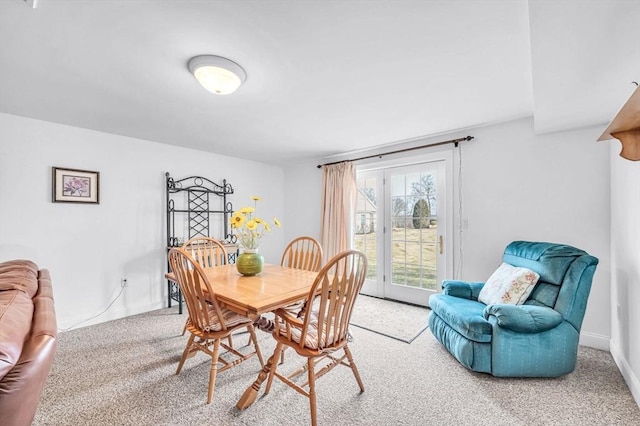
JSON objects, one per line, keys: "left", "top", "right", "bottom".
{"left": 236, "top": 249, "right": 264, "bottom": 276}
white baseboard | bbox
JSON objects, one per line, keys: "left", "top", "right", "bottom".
{"left": 579, "top": 330, "right": 610, "bottom": 351}
{"left": 58, "top": 300, "right": 166, "bottom": 331}
{"left": 610, "top": 340, "right": 640, "bottom": 409}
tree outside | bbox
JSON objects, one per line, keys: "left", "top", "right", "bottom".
{"left": 412, "top": 198, "right": 431, "bottom": 229}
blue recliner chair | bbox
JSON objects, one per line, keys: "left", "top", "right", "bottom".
{"left": 428, "top": 241, "right": 599, "bottom": 377}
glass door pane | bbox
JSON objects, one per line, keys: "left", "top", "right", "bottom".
{"left": 354, "top": 158, "right": 448, "bottom": 306}
{"left": 384, "top": 162, "right": 444, "bottom": 305}
{"left": 354, "top": 171, "right": 382, "bottom": 297}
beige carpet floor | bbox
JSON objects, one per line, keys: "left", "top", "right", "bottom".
{"left": 33, "top": 302, "right": 640, "bottom": 425}
{"left": 349, "top": 295, "right": 429, "bottom": 342}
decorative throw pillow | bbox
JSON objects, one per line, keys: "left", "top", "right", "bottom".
{"left": 478, "top": 263, "right": 540, "bottom": 305}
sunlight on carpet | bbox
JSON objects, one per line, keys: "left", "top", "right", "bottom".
{"left": 349, "top": 294, "right": 430, "bottom": 343}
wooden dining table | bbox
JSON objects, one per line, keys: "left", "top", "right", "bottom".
{"left": 166, "top": 262, "right": 319, "bottom": 409}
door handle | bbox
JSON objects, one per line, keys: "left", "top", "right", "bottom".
{"left": 439, "top": 235, "right": 444, "bottom": 254}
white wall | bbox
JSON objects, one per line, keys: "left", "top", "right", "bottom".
{"left": 458, "top": 118, "right": 610, "bottom": 349}
{"left": 609, "top": 142, "right": 640, "bottom": 406}
{"left": 0, "top": 113, "right": 285, "bottom": 329}
{"left": 282, "top": 159, "right": 323, "bottom": 244}
{"left": 284, "top": 117, "right": 611, "bottom": 350}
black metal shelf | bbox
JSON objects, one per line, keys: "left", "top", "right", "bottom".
{"left": 165, "top": 172, "right": 236, "bottom": 313}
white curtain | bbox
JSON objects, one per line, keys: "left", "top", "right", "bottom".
{"left": 320, "top": 162, "right": 357, "bottom": 261}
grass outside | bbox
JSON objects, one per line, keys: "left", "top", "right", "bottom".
{"left": 354, "top": 227, "right": 439, "bottom": 290}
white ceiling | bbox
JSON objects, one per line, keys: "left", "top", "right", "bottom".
{"left": 0, "top": 0, "right": 638, "bottom": 165}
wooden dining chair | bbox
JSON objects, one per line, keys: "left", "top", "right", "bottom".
{"left": 263, "top": 249, "right": 368, "bottom": 426}
{"left": 254, "top": 236, "right": 324, "bottom": 335}
{"left": 279, "top": 236, "right": 323, "bottom": 314}
{"left": 168, "top": 248, "right": 264, "bottom": 404}
{"left": 183, "top": 236, "right": 229, "bottom": 269}
{"left": 179, "top": 237, "right": 229, "bottom": 336}
{"left": 257, "top": 236, "right": 324, "bottom": 363}
{"left": 280, "top": 236, "right": 323, "bottom": 272}
{"left": 248, "top": 236, "right": 323, "bottom": 340}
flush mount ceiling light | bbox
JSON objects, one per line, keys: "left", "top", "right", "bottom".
{"left": 188, "top": 55, "right": 246, "bottom": 95}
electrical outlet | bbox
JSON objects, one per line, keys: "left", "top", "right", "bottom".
{"left": 121, "top": 278, "right": 128, "bottom": 288}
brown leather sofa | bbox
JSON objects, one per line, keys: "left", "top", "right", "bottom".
{"left": 0, "top": 260, "right": 57, "bottom": 426}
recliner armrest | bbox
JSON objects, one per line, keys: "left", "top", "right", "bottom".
{"left": 483, "top": 304, "right": 563, "bottom": 333}
{"left": 442, "top": 280, "right": 485, "bottom": 300}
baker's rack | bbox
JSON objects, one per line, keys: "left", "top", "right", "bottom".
{"left": 165, "top": 172, "right": 236, "bottom": 313}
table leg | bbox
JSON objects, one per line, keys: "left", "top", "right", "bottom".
{"left": 236, "top": 351, "right": 276, "bottom": 409}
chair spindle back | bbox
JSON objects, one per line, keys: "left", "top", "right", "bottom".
{"left": 183, "top": 237, "right": 228, "bottom": 269}
{"left": 281, "top": 236, "right": 323, "bottom": 272}
{"left": 298, "top": 249, "right": 367, "bottom": 350}
{"left": 168, "top": 248, "right": 228, "bottom": 333}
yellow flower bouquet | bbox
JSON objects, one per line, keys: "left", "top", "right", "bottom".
{"left": 230, "top": 195, "right": 281, "bottom": 251}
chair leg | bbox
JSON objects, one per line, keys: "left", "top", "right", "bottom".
{"left": 181, "top": 318, "right": 188, "bottom": 336}
{"left": 176, "top": 334, "right": 195, "bottom": 375}
{"left": 265, "top": 342, "right": 284, "bottom": 395}
{"left": 207, "top": 339, "right": 221, "bottom": 404}
{"left": 307, "top": 357, "right": 318, "bottom": 426}
{"left": 344, "top": 345, "right": 364, "bottom": 392}
{"left": 227, "top": 335, "right": 234, "bottom": 348}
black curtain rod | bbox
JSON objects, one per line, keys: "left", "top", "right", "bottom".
{"left": 316, "top": 135, "right": 474, "bottom": 168}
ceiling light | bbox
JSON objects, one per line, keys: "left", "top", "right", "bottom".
{"left": 188, "top": 55, "right": 246, "bottom": 95}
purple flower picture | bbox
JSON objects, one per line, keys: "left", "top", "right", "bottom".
{"left": 53, "top": 167, "right": 99, "bottom": 204}
{"left": 62, "top": 175, "right": 91, "bottom": 197}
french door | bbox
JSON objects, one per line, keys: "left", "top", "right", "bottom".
{"left": 354, "top": 158, "right": 451, "bottom": 306}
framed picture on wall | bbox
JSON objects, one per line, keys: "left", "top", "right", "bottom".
{"left": 52, "top": 167, "right": 100, "bottom": 204}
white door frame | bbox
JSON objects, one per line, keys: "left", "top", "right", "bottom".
{"left": 356, "top": 149, "right": 454, "bottom": 305}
